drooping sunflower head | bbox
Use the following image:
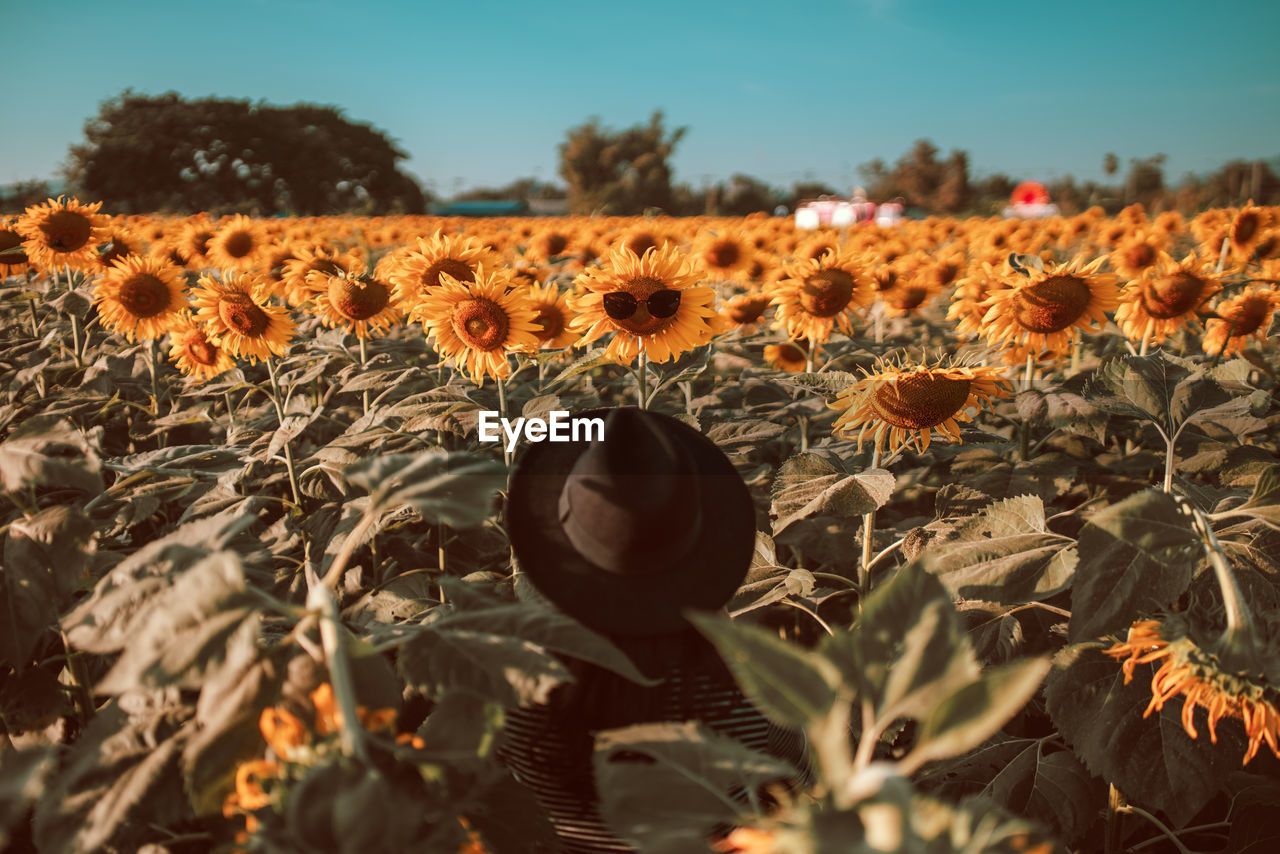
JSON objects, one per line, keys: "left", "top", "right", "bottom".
{"left": 383, "top": 231, "right": 499, "bottom": 313}
{"left": 191, "top": 270, "right": 295, "bottom": 364}
{"left": 1202, "top": 286, "right": 1279, "bottom": 358}
{"left": 93, "top": 255, "right": 189, "bottom": 343}
{"left": 1115, "top": 250, "right": 1224, "bottom": 347}
{"left": 167, "top": 314, "right": 235, "bottom": 381}
{"left": 0, "top": 218, "right": 31, "bottom": 277}
{"left": 1106, "top": 614, "right": 1280, "bottom": 765}
{"left": 767, "top": 246, "right": 874, "bottom": 343}
{"left": 569, "top": 243, "right": 717, "bottom": 364}
{"left": 979, "top": 255, "right": 1120, "bottom": 352}
{"left": 16, "top": 196, "right": 109, "bottom": 272}
{"left": 413, "top": 264, "right": 540, "bottom": 384}
{"left": 304, "top": 266, "right": 402, "bottom": 339}
{"left": 831, "top": 354, "right": 1011, "bottom": 456}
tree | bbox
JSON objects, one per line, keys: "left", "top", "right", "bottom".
{"left": 1103, "top": 152, "right": 1119, "bottom": 178}
{"left": 719, "top": 174, "right": 779, "bottom": 216}
{"left": 558, "top": 111, "right": 686, "bottom": 215}
{"left": 1125, "top": 154, "right": 1166, "bottom": 208}
{"left": 858, "top": 140, "right": 971, "bottom": 213}
{"left": 65, "top": 90, "right": 426, "bottom": 215}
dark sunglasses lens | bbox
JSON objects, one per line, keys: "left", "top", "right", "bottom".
{"left": 646, "top": 289, "right": 682, "bottom": 318}
{"left": 603, "top": 292, "right": 638, "bottom": 320}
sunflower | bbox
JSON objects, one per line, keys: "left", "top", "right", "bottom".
{"left": 413, "top": 265, "right": 540, "bottom": 384}
{"left": 1115, "top": 251, "right": 1223, "bottom": 347}
{"left": 305, "top": 267, "right": 402, "bottom": 339}
{"left": 384, "top": 231, "right": 499, "bottom": 314}
{"left": 723, "top": 292, "right": 772, "bottom": 328}
{"left": 94, "top": 226, "right": 141, "bottom": 271}
{"left": 206, "top": 214, "right": 265, "bottom": 271}
{"left": 191, "top": 271, "right": 295, "bottom": 363}
{"left": 831, "top": 356, "right": 1011, "bottom": 455}
{"left": 177, "top": 217, "right": 217, "bottom": 267}
{"left": 16, "top": 196, "right": 108, "bottom": 272}
{"left": 767, "top": 247, "right": 874, "bottom": 343}
{"left": 947, "top": 261, "right": 1008, "bottom": 339}
{"left": 763, "top": 340, "right": 814, "bottom": 373}
{"left": 1228, "top": 203, "right": 1273, "bottom": 263}
{"left": 523, "top": 281, "right": 578, "bottom": 349}
{"left": 0, "top": 218, "right": 31, "bottom": 277}
{"left": 1109, "top": 230, "right": 1166, "bottom": 280}
{"left": 167, "top": 315, "right": 235, "bottom": 380}
{"left": 1106, "top": 616, "right": 1280, "bottom": 765}
{"left": 279, "top": 245, "right": 361, "bottom": 307}
{"left": 694, "top": 231, "right": 755, "bottom": 280}
{"left": 570, "top": 244, "right": 717, "bottom": 364}
{"left": 1202, "top": 286, "right": 1279, "bottom": 357}
{"left": 979, "top": 256, "right": 1120, "bottom": 353}
{"left": 92, "top": 255, "right": 189, "bottom": 342}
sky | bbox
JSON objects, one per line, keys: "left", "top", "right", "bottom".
{"left": 4, "top": 0, "right": 1280, "bottom": 197}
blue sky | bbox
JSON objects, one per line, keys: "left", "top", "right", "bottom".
{"left": 5, "top": 0, "right": 1279, "bottom": 196}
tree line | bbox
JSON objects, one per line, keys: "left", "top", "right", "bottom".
{"left": 4, "top": 94, "right": 1275, "bottom": 216}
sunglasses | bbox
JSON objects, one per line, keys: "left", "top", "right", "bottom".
{"left": 603, "top": 289, "right": 682, "bottom": 320}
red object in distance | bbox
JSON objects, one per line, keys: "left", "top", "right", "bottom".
{"left": 1011, "top": 181, "right": 1050, "bottom": 206}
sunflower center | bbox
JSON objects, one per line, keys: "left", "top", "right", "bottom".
{"left": 627, "top": 234, "right": 658, "bottom": 257}
{"left": 1233, "top": 212, "right": 1259, "bottom": 245}
{"left": 218, "top": 292, "right": 271, "bottom": 338}
{"left": 424, "top": 258, "right": 476, "bottom": 291}
{"left": 1142, "top": 272, "right": 1206, "bottom": 319}
{"left": 40, "top": 210, "right": 93, "bottom": 252}
{"left": 329, "top": 276, "right": 390, "bottom": 320}
{"left": 1013, "top": 275, "right": 1092, "bottom": 333}
{"left": 544, "top": 234, "right": 569, "bottom": 256}
{"left": 1123, "top": 243, "right": 1156, "bottom": 269}
{"left": 870, "top": 373, "right": 972, "bottom": 430}
{"left": 729, "top": 296, "right": 769, "bottom": 324}
{"left": 223, "top": 230, "right": 255, "bottom": 259}
{"left": 117, "top": 273, "right": 172, "bottom": 318}
{"left": 186, "top": 336, "right": 220, "bottom": 366}
{"left": 799, "top": 269, "right": 855, "bottom": 317}
{"left": 708, "top": 240, "right": 740, "bottom": 269}
{"left": 1224, "top": 296, "right": 1271, "bottom": 337}
{"left": 532, "top": 305, "right": 564, "bottom": 341}
{"left": 886, "top": 286, "right": 930, "bottom": 311}
{"left": 455, "top": 298, "right": 509, "bottom": 350}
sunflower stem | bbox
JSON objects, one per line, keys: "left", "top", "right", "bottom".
{"left": 358, "top": 336, "right": 370, "bottom": 417}
{"left": 1215, "top": 236, "right": 1230, "bottom": 275}
{"left": 1105, "top": 784, "right": 1126, "bottom": 854}
{"left": 307, "top": 583, "right": 370, "bottom": 764}
{"left": 497, "top": 372, "right": 512, "bottom": 467}
{"left": 1138, "top": 319, "right": 1153, "bottom": 357}
{"left": 28, "top": 297, "right": 40, "bottom": 338}
{"left": 1069, "top": 329, "right": 1082, "bottom": 376}
{"left": 1162, "top": 429, "right": 1175, "bottom": 494}
{"left": 266, "top": 357, "right": 302, "bottom": 509}
{"left": 1209, "top": 317, "right": 1238, "bottom": 368}
{"left": 224, "top": 390, "right": 236, "bottom": 438}
{"left": 859, "top": 446, "right": 882, "bottom": 603}
{"left": 637, "top": 350, "right": 649, "bottom": 409}
{"left": 1184, "top": 499, "right": 1258, "bottom": 654}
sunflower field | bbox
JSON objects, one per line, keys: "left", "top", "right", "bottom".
{"left": 1, "top": 197, "right": 1280, "bottom": 854}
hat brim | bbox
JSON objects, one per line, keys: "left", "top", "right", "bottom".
{"left": 507, "top": 407, "right": 755, "bottom": 637}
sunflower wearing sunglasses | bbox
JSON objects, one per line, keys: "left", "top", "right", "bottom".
{"left": 569, "top": 244, "right": 718, "bottom": 364}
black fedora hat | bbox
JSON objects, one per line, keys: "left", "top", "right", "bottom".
{"left": 507, "top": 406, "right": 755, "bottom": 637}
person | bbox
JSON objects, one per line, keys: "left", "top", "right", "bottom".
{"left": 500, "top": 406, "right": 804, "bottom": 853}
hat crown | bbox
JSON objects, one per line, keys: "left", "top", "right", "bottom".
{"left": 558, "top": 409, "right": 702, "bottom": 575}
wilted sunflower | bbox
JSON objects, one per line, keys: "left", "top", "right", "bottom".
{"left": 1107, "top": 616, "right": 1280, "bottom": 765}
{"left": 93, "top": 255, "right": 189, "bottom": 342}
{"left": 831, "top": 356, "right": 1011, "bottom": 455}
{"left": 384, "top": 231, "right": 499, "bottom": 313}
{"left": 524, "top": 281, "right": 578, "bottom": 349}
{"left": 414, "top": 265, "right": 540, "bottom": 384}
{"left": 1115, "top": 251, "right": 1223, "bottom": 346}
{"left": 1202, "top": 286, "right": 1279, "bottom": 357}
{"left": 167, "top": 315, "right": 235, "bottom": 380}
{"left": 0, "top": 219, "right": 31, "bottom": 277}
{"left": 767, "top": 247, "right": 874, "bottom": 342}
{"left": 16, "top": 196, "right": 109, "bottom": 272}
{"left": 979, "top": 256, "right": 1120, "bottom": 352}
{"left": 191, "top": 271, "right": 295, "bottom": 363}
{"left": 304, "top": 267, "right": 402, "bottom": 339}
{"left": 570, "top": 244, "right": 717, "bottom": 364}
{"left": 206, "top": 214, "right": 265, "bottom": 271}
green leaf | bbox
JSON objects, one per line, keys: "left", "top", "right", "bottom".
{"left": 770, "top": 453, "right": 894, "bottom": 536}
{"left": 1069, "top": 490, "right": 1198, "bottom": 642}
{"left": 431, "top": 604, "right": 659, "bottom": 686}
{"left": 1087, "top": 351, "right": 1233, "bottom": 438}
{"left": 922, "top": 495, "right": 1077, "bottom": 604}
{"left": 1045, "top": 645, "right": 1236, "bottom": 821}
{"left": 398, "top": 627, "right": 572, "bottom": 707}
{"left": 908, "top": 657, "right": 1051, "bottom": 768}
{"left": 594, "top": 721, "right": 797, "bottom": 854}
{"left": 1222, "top": 462, "right": 1280, "bottom": 530}
{"left": 545, "top": 346, "right": 614, "bottom": 387}
{"left": 648, "top": 344, "right": 712, "bottom": 396}
{"left": 688, "top": 611, "right": 840, "bottom": 728}
{"left": 343, "top": 450, "right": 505, "bottom": 529}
